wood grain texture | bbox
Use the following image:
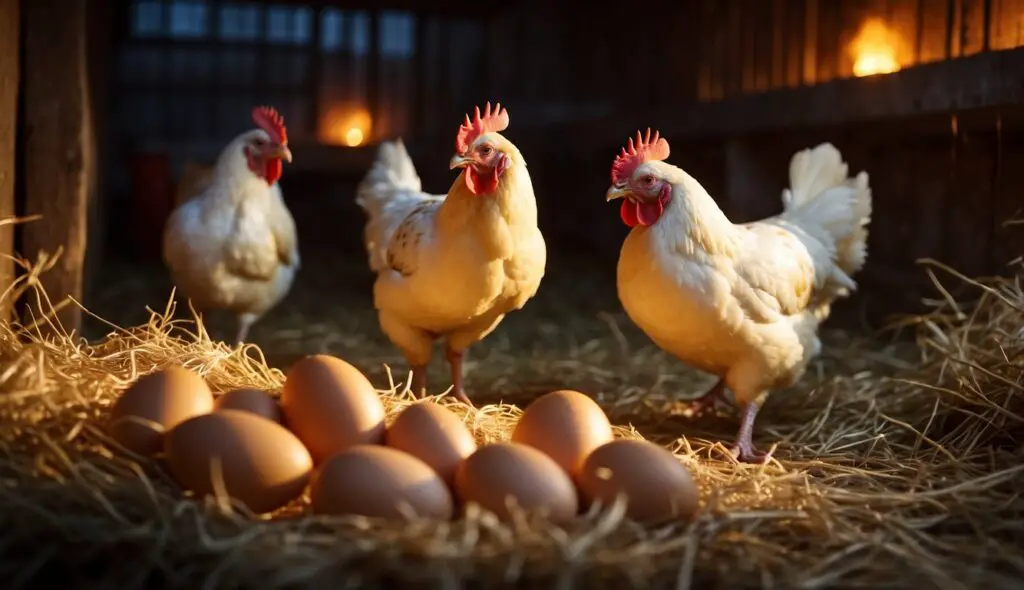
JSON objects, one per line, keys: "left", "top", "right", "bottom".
{"left": 0, "top": 0, "right": 18, "bottom": 322}
{"left": 22, "top": 0, "right": 94, "bottom": 334}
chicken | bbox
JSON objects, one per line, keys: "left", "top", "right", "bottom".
{"left": 162, "top": 106, "right": 300, "bottom": 345}
{"left": 174, "top": 160, "right": 214, "bottom": 207}
{"left": 606, "top": 130, "right": 871, "bottom": 463}
{"left": 356, "top": 102, "right": 546, "bottom": 406}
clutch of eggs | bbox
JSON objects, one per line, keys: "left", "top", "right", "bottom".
{"left": 107, "top": 359, "right": 700, "bottom": 523}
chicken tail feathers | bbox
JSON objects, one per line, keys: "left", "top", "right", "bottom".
{"left": 355, "top": 138, "right": 433, "bottom": 273}
{"left": 780, "top": 142, "right": 872, "bottom": 286}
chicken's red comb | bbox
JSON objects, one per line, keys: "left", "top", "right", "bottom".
{"left": 611, "top": 129, "right": 671, "bottom": 186}
{"left": 455, "top": 102, "right": 510, "bottom": 153}
{"left": 252, "top": 106, "right": 288, "bottom": 144}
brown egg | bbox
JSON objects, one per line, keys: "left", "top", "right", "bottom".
{"left": 165, "top": 409, "right": 313, "bottom": 514}
{"left": 454, "top": 442, "right": 578, "bottom": 523}
{"left": 577, "top": 439, "right": 699, "bottom": 523}
{"left": 310, "top": 445, "right": 453, "bottom": 519}
{"left": 511, "top": 389, "right": 614, "bottom": 479}
{"left": 108, "top": 366, "right": 214, "bottom": 456}
{"left": 214, "top": 388, "right": 282, "bottom": 423}
{"left": 281, "top": 354, "right": 385, "bottom": 464}
{"left": 385, "top": 402, "right": 477, "bottom": 487}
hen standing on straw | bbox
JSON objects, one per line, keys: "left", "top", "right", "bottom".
{"left": 606, "top": 131, "right": 872, "bottom": 463}
{"left": 162, "top": 106, "right": 300, "bottom": 345}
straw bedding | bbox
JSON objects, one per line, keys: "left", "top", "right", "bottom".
{"left": 1, "top": 250, "right": 1023, "bottom": 590}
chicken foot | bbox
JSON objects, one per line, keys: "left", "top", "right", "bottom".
{"left": 685, "top": 377, "right": 727, "bottom": 416}
{"left": 731, "top": 400, "right": 771, "bottom": 464}
{"left": 410, "top": 365, "right": 428, "bottom": 398}
{"left": 234, "top": 313, "right": 257, "bottom": 345}
{"left": 444, "top": 347, "right": 475, "bottom": 407}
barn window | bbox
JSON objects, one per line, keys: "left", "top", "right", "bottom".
{"left": 219, "top": 3, "right": 260, "bottom": 41}
{"left": 380, "top": 11, "right": 415, "bottom": 59}
{"left": 320, "top": 9, "right": 344, "bottom": 52}
{"left": 168, "top": 0, "right": 208, "bottom": 38}
{"left": 266, "top": 5, "right": 313, "bottom": 45}
{"left": 130, "top": 0, "right": 164, "bottom": 37}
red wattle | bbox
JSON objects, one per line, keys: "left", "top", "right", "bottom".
{"left": 620, "top": 200, "right": 639, "bottom": 227}
{"left": 264, "top": 158, "right": 283, "bottom": 185}
{"left": 465, "top": 167, "right": 499, "bottom": 195}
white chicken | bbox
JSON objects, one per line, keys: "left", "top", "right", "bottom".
{"left": 606, "top": 130, "right": 872, "bottom": 462}
{"left": 356, "top": 102, "right": 546, "bottom": 406}
{"left": 162, "top": 106, "right": 299, "bottom": 344}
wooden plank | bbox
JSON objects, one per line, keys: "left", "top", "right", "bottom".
{"left": 815, "top": 0, "right": 839, "bottom": 82}
{"left": 919, "top": 0, "right": 950, "bottom": 62}
{"left": 22, "top": 0, "right": 93, "bottom": 335}
{"left": 0, "top": 0, "right": 17, "bottom": 322}
{"left": 698, "top": 0, "right": 714, "bottom": 100}
{"left": 711, "top": 0, "right": 728, "bottom": 100}
{"left": 771, "top": 0, "right": 787, "bottom": 90}
{"left": 785, "top": 0, "right": 806, "bottom": 87}
{"left": 990, "top": 0, "right": 1024, "bottom": 49}
{"left": 366, "top": 9, "right": 380, "bottom": 143}
{"left": 549, "top": 47, "right": 1024, "bottom": 147}
{"left": 754, "top": 0, "right": 774, "bottom": 92}
{"left": 890, "top": 0, "right": 922, "bottom": 68}
{"left": 725, "top": 0, "right": 743, "bottom": 98}
{"left": 740, "top": 0, "right": 757, "bottom": 94}
{"left": 960, "top": 0, "right": 987, "bottom": 55}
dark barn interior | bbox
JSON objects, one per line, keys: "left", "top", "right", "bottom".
{"left": 4, "top": 0, "right": 1024, "bottom": 347}
{"left": 3, "top": 0, "right": 1024, "bottom": 587}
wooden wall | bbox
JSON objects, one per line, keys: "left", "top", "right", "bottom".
{"left": 0, "top": 0, "right": 18, "bottom": 322}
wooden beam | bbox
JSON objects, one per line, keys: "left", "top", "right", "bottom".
{"left": 0, "top": 0, "right": 19, "bottom": 322}
{"left": 22, "top": 0, "right": 93, "bottom": 335}
{"left": 550, "top": 46, "right": 1024, "bottom": 148}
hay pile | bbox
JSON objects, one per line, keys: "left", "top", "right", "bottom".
{"left": 1, "top": 254, "right": 1023, "bottom": 590}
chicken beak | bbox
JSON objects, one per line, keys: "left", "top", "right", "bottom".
{"left": 449, "top": 153, "right": 472, "bottom": 170}
{"left": 605, "top": 185, "right": 631, "bottom": 202}
{"left": 273, "top": 145, "right": 293, "bottom": 163}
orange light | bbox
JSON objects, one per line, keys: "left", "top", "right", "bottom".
{"left": 320, "top": 105, "right": 372, "bottom": 147}
{"left": 850, "top": 18, "right": 903, "bottom": 77}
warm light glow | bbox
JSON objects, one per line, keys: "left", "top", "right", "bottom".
{"left": 344, "top": 127, "right": 364, "bottom": 147}
{"left": 850, "top": 18, "right": 903, "bottom": 77}
{"left": 319, "top": 105, "right": 372, "bottom": 147}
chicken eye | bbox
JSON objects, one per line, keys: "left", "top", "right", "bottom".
{"left": 641, "top": 175, "right": 655, "bottom": 185}
{"left": 479, "top": 146, "right": 492, "bottom": 156}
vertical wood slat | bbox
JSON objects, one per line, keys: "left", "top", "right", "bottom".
{"left": 816, "top": 0, "right": 838, "bottom": 82}
{"left": 307, "top": 7, "right": 323, "bottom": 140}
{"left": 889, "top": 0, "right": 921, "bottom": 69}
{"left": 754, "top": 0, "right": 774, "bottom": 92}
{"left": 771, "top": 0, "right": 787, "bottom": 90}
{"left": 803, "top": 0, "right": 819, "bottom": 85}
{"left": 990, "top": 0, "right": 1024, "bottom": 49}
{"left": 0, "top": 0, "right": 18, "bottom": 322}
{"left": 23, "top": 0, "right": 94, "bottom": 334}
{"left": 919, "top": 0, "right": 949, "bottom": 62}
{"left": 698, "top": 0, "right": 713, "bottom": 101}
{"left": 725, "top": 0, "right": 743, "bottom": 98}
{"left": 785, "top": 0, "right": 806, "bottom": 87}
{"left": 711, "top": 0, "right": 727, "bottom": 100}
{"left": 740, "top": 0, "right": 756, "bottom": 93}
{"left": 960, "top": 0, "right": 986, "bottom": 55}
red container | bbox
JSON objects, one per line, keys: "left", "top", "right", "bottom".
{"left": 129, "top": 151, "right": 174, "bottom": 261}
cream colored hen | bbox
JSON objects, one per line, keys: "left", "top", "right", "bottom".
{"left": 162, "top": 106, "right": 299, "bottom": 345}
{"left": 356, "top": 103, "right": 546, "bottom": 406}
{"left": 606, "top": 130, "right": 872, "bottom": 462}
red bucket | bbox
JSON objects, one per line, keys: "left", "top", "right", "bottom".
{"left": 129, "top": 151, "right": 173, "bottom": 261}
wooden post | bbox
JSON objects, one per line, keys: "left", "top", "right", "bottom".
{"left": 22, "top": 0, "right": 94, "bottom": 335}
{"left": 412, "top": 12, "right": 428, "bottom": 138}
{"left": 0, "top": 0, "right": 19, "bottom": 322}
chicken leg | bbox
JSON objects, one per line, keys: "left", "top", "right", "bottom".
{"left": 444, "top": 347, "right": 474, "bottom": 407}
{"left": 235, "top": 313, "right": 257, "bottom": 345}
{"left": 411, "top": 365, "right": 428, "bottom": 398}
{"left": 731, "top": 399, "right": 771, "bottom": 463}
{"left": 686, "top": 377, "right": 727, "bottom": 416}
